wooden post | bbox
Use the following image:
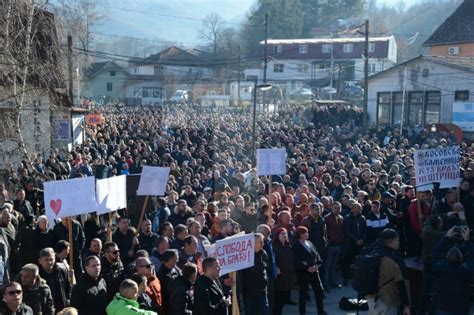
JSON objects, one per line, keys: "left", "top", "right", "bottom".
{"left": 108, "top": 212, "right": 113, "bottom": 242}
{"left": 230, "top": 271, "right": 240, "bottom": 315}
{"left": 137, "top": 195, "right": 150, "bottom": 231}
{"left": 68, "top": 217, "right": 74, "bottom": 270}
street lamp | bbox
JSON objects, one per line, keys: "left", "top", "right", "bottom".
{"left": 252, "top": 83, "right": 273, "bottom": 166}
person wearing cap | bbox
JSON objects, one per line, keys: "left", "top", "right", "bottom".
{"left": 292, "top": 226, "right": 326, "bottom": 315}
{"left": 367, "top": 229, "right": 410, "bottom": 315}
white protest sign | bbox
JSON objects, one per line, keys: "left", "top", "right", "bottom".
{"left": 414, "top": 146, "right": 461, "bottom": 191}
{"left": 206, "top": 233, "right": 255, "bottom": 275}
{"left": 44, "top": 176, "right": 97, "bottom": 220}
{"left": 257, "top": 148, "right": 286, "bottom": 176}
{"left": 96, "top": 175, "right": 127, "bottom": 215}
{"left": 136, "top": 166, "right": 171, "bottom": 196}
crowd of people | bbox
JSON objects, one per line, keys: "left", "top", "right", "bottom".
{"left": 0, "top": 104, "right": 473, "bottom": 315}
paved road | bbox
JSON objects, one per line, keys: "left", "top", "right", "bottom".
{"left": 280, "top": 286, "right": 368, "bottom": 315}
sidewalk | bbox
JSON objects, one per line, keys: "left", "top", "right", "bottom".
{"left": 281, "top": 286, "right": 368, "bottom": 315}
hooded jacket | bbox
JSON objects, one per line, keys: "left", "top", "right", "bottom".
{"left": 20, "top": 276, "right": 55, "bottom": 315}
{"left": 106, "top": 294, "right": 157, "bottom": 315}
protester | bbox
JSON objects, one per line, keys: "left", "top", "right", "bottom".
{"left": 135, "top": 257, "right": 162, "bottom": 314}
{"left": 19, "top": 263, "right": 55, "bottom": 315}
{"left": 106, "top": 279, "right": 157, "bottom": 315}
{"left": 0, "top": 282, "right": 34, "bottom": 315}
{"left": 168, "top": 263, "right": 197, "bottom": 315}
{"left": 70, "top": 256, "right": 108, "bottom": 314}
{"left": 101, "top": 242, "right": 125, "bottom": 302}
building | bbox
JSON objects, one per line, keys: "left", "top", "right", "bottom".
{"left": 422, "top": 0, "right": 474, "bottom": 57}
{"left": 83, "top": 61, "right": 129, "bottom": 104}
{"left": 245, "top": 36, "right": 397, "bottom": 93}
{"left": 368, "top": 55, "right": 474, "bottom": 131}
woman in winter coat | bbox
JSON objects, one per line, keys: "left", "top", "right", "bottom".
{"left": 273, "top": 228, "right": 296, "bottom": 315}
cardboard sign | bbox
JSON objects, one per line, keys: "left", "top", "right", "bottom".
{"left": 257, "top": 148, "right": 286, "bottom": 176}
{"left": 86, "top": 113, "right": 105, "bottom": 125}
{"left": 206, "top": 233, "right": 255, "bottom": 275}
{"left": 414, "top": 146, "right": 461, "bottom": 191}
{"left": 136, "top": 166, "right": 171, "bottom": 196}
{"left": 44, "top": 176, "right": 97, "bottom": 220}
{"left": 96, "top": 175, "right": 127, "bottom": 215}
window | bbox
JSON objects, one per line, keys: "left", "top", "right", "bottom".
{"left": 369, "top": 63, "right": 376, "bottom": 73}
{"left": 299, "top": 45, "right": 308, "bottom": 54}
{"left": 106, "top": 82, "right": 113, "bottom": 91}
{"left": 392, "top": 92, "right": 403, "bottom": 126}
{"left": 273, "top": 64, "right": 284, "bottom": 73}
{"left": 425, "top": 91, "right": 441, "bottom": 124}
{"left": 408, "top": 92, "right": 423, "bottom": 126}
{"left": 297, "top": 64, "right": 309, "bottom": 73}
{"left": 322, "top": 44, "right": 331, "bottom": 53}
{"left": 272, "top": 45, "right": 282, "bottom": 54}
{"left": 377, "top": 92, "right": 391, "bottom": 125}
{"left": 110, "top": 71, "right": 116, "bottom": 76}
{"left": 368, "top": 43, "right": 375, "bottom": 53}
{"left": 422, "top": 68, "right": 429, "bottom": 78}
{"left": 343, "top": 44, "right": 353, "bottom": 53}
{"left": 455, "top": 90, "right": 469, "bottom": 101}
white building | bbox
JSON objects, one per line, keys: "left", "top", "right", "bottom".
{"left": 368, "top": 55, "right": 474, "bottom": 131}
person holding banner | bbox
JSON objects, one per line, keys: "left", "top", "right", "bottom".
{"left": 52, "top": 218, "right": 85, "bottom": 277}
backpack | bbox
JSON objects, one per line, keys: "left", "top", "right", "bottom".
{"left": 352, "top": 243, "right": 393, "bottom": 297}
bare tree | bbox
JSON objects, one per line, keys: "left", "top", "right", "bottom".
{"left": 199, "top": 13, "right": 224, "bottom": 55}
{"left": 0, "top": 0, "right": 64, "bottom": 168}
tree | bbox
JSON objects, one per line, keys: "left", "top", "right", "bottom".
{"left": 1, "top": 0, "right": 64, "bottom": 167}
{"left": 199, "top": 13, "right": 224, "bottom": 55}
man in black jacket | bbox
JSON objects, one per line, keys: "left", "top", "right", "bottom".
{"left": 19, "top": 264, "right": 55, "bottom": 315}
{"left": 342, "top": 202, "right": 367, "bottom": 284}
{"left": 0, "top": 282, "right": 33, "bottom": 315}
{"left": 169, "top": 263, "right": 198, "bottom": 315}
{"left": 243, "top": 233, "right": 270, "bottom": 315}
{"left": 193, "top": 256, "right": 230, "bottom": 315}
{"left": 38, "top": 248, "right": 71, "bottom": 313}
{"left": 100, "top": 242, "right": 125, "bottom": 302}
{"left": 138, "top": 219, "right": 159, "bottom": 254}
{"left": 52, "top": 217, "right": 85, "bottom": 276}
{"left": 71, "top": 256, "right": 108, "bottom": 315}
{"left": 113, "top": 217, "right": 138, "bottom": 267}
{"left": 157, "top": 249, "right": 181, "bottom": 315}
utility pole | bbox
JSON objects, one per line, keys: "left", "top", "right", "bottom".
{"left": 329, "top": 40, "right": 334, "bottom": 100}
{"left": 363, "top": 19, "right": 369, "bottom": 129}
{"left": 67, "top": 35, "right": 74, "bottom": 103}
{"left": 238, "top": 47, "right": 242, "bottom": 109}
{"left": 262, "top": 12, "right": 268, "bottom": 112}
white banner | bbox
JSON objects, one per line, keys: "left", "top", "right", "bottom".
{"left": 45, "top": 176, "right": 97, "bottom": 220}
{"left": 136, "top": 166, "right": 170, "bottom": 196}
{"left": 206, "top": 233, "right": 255, "bottom": 275}
{"left": 414, "top": 146, "right": 461, "bottom": 191}
{"left": 257, "top": 148, "right": 286, "bottom": 176}
{"left": 96, "top": 175, "right": 127, "bottom": 215}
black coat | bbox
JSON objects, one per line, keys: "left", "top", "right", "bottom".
{"left": 70, "top": 274, "right": 108, "bottom": 315}
{"left": 343, "top": 213, "right": 367, "bottom": 245}
{"left": 39, "top": 263, "right": 71, "bottom": 312}
{"left": 138, "top": 231, "right": 159, "bottom": 254}
{"left": 157, "top": 264, "right": 181, "bottom": 315}
{"left": 169, "top": 275, "right": 194, "bottom": 315}
{"left": 21, "top": 278, "right": 55, "bottom": 315}
{"left": 35, "top": 227, "right": 54, "bottom": 253}
{"left": 112, "top": 228, "right": 137, "bottom": 266}
{"left": 100, "top": 257, "right": 125, "bottom": 302}
{"left": 193, "top": 275, "right": 228, "bottom": 315}
{"left": 242, "top": 249, "right": 268, "bottom": 297}
{"left": 433, "top": 237, "right": 474, "bottom": 315}
{"left": 0, "top": 301, "right": 33, "bottom": 315}
{"left": 273, "top": 241, "right": 296, "bottom": 292}
{"left": 292, "top": 239, "right": 322, "bottom": 272}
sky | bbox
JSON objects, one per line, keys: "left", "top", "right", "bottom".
{"left": 93, "top": 0, "right": 423, "bottom": 46}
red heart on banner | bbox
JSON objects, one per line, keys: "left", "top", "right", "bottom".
{"left": 50, "top": 199, "right": 62, "bottom": 216}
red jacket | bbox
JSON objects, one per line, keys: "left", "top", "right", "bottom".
{"left": 408, "top": 200, "right": 431, "bottom": 235}
{"left": 147, "top": 275, "right": 163, "bottom": 313}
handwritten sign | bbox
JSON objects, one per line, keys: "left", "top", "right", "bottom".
{"left": 44, "top": 176, "right": 97, "bottom": 220}
{"left": 96, "top": 175, "right": 127, "bottom": 215}
{"left": 136, "top": 166, "right": 171, "bottom": 196}
{"left": 257, "top": 148, "right": 286, "bottom": 176}
{"left": 414, "top": 146, "right": 461, "bottom": 191}
{"left": 206, "top": 233, "right": 255, "bottom": 275}
{"left": 86, "top": 113, "right": 105, "bottom": 125}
